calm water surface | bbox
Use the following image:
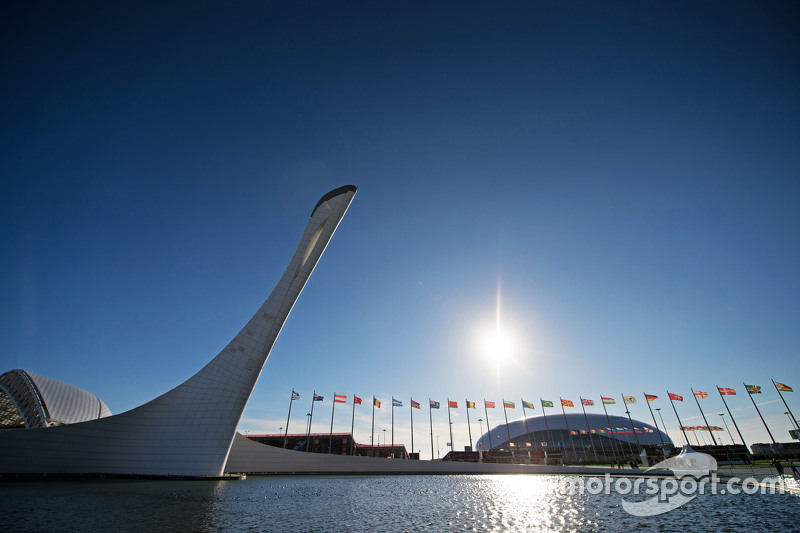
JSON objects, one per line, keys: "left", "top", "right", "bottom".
{"left": 3, "top": 475, "right": 798, "bottom": 532}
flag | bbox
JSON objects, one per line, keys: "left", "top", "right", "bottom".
{"left": 466, "top": 401, "right": 476, "bottom": 409}
{"left": 540, "top": 442, "right": 548, "bottom": 446}
{"left": 570, "top": 430, "right": 578, "bottom": 435}
{"left": 526, "top": 442, "right": 531, "bottom": 447}
{"left": 541, "top": 400, "right": 554, "bottom": 408}
{"left": 522, "top": 400, "right": 535, "bottom": 409}
{"left": 644, "top": 427, "right": 654, "bottom": 433}
{"left": 411, "top": 399, "right": 421, "bottom": 409}
{"left": 354, "top": 396, "right": 362, "bottom": 405}
{"left": 291, "top": 391, "right": 300, "bottom": 400}
{"left": 645, "top": 394, "right": 658, "bottom": 402}
{"left": 581, "top": 398, "right": 594, "bottom": 406}
{"left": 392, "top": 398, "right": 403, "bottom": 407}
{"left": 314, "top": 393, "right": 324, "bottom": 401}
{"left": 668, "top": 392, "right": 683, "bottom": 401}
{"left": 430, "top": 400, "right": 440, "bottom": 409}
{"left": 775, "top": 382, "right": 793, "bottom": 392}
{"left": 503, "top": 400, "right": 515, "bottom": 409}
{"left": 623, "top": 395, "right": 636, "bottom": 404}
{"left": 579, "top": 429, "right": 587, "bottom": 434}
{"left": 509, "top": 442, "right": 515, "bottom": 447}
{"left": 561, "top": 399, "right": 574, "bottom": 408}
{"left": 693, "top": 390, "right": 709, "bottom": 399}
{"left": 485, "top": 401, "right": 495, "bottom": 408}
{"left": 601, "top": 397, "right": 615, "bottom": 405}
{"left": 717, "top": 387, "right": 736, "bottom": 396}
{"left": 745, "top": 384, "right": 761, "bottom": 394}
{"left": 449, "top": 400, "right": 458, "bottom": 408}
{"left": 334, "top": 394, "right": 346, "bottom": 403}
{"left": 373, "top": 397, "right": 381, "bottom": 408}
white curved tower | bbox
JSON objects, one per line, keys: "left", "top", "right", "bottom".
{"left": 0, "top": 185, "right": 357, "bottom": 477}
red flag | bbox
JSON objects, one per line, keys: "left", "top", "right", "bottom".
{"left": 717, "top": 387, "right": 736, "bottom": 396}
{"left": 668, "top": 392, "right": 683, "bottom": 402}
{"left": 334, "top": 394, "right": 346, "bottom": 403}
{"left": 353, "top": 396, "right": 362, "bottom": 405}
{"left": 561, "top": 399, "right": 574, "bottom": 407}
{"left": 448, "top": 400, "right": 458, "bottom": 408}
{"left": 485, "top": 401, "right": 495, "bottom": 408}
{"left": 693, "top": 390, "right": 709, "bottom": 399}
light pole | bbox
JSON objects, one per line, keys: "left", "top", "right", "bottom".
{"left": 436, "top": 435, "right": 440, "bottom": 459}
{"left": 383, "top": 429, "right": 387, "bottom": 457}
{"left": 719, "top": 413, "right": 735, "bottom": 445}
{"left": 478, "top": 418, "right": 484, "bottom": 442}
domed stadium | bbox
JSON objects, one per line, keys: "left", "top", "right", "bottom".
{"left": 0, "top": 369, "right": 111, "bottom": 429}
{"left": 476, "top": 412, "right": 673, "bottom": 461}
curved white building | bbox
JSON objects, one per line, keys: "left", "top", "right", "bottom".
{"left": 0, "top": 185, "right": 358, "bottom": 477}
{"left": 0, "top": 369, "right": 111, "bottom": 429}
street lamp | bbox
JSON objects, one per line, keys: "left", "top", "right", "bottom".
{"left": 719, "top": 413, "right": 735, "bottom": 445}
{"left": 478, "top": 418, "right": 484, "bottom": 438}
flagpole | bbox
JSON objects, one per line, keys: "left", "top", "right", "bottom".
{"left": 579, "top": 397, "right": 599, "bottom": 463}
{"left": 744, "top": 382, "right": 777, "bottom": 445}
{"left": 502, "top": 399, "right": 514, "bottom": 461}
{"left": 350, "top": 394, "right": 357, "bottom": 455}
{"left": 560, "top": 398, "right": 577, "bottom": 462}
{"left": 772, "top": 379, "right": 799, "bottom": 430}
{"left": 306, "top": 390, "right": 317, "bottom": 452}
{"left": 483, "top": 400, "right": 493, "bottom": 450}
{"left": 409, "top": 398, "right": 415, "bottom": 459}
{"left": 284, "top": 389, "right": 295, "bottom": 448}
{"left": 371, "top": 396, "right": 376, "bottom": 457}
{"left": 667, "top": 391, "right": 690, "bottom": 446}
{"left": 622, "top": 395, "right": 643, "bottom": 455}
{"left": 447, "top": 398, "right": 454, "bottom": 455}
{"left": 429, "top": 399, "right": 435, "bottom": 461}
{"left": 643, "top": 394, "right": 666, "bottom": 451}
{"left": 521, "top": 399, "right": 534, "bottom": 460}
{"left": 717, "top": 386, "right": 747, "bottom": 449}
{"left": 541, "top": 398, "right": 554, "bottom": 459}
{"left": 391, "top": 398, "right": 395, "bottom": 459}
{"left": 465, "top": 400, "right": 473, "bottom": 450}
{"left": 600, "top": 398, "right": 621, "bottom": 462}
{"left": 691, "top": 388, "right": 717, "bottom": 446}
{"left": 329, "top": 392, "right": 337, "bottom": 454}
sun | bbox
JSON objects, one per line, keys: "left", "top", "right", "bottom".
{"left": 481, "top": 328, "right": 515, "bottom": 363}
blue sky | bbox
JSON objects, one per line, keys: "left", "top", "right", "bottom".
{"left": 2, "top": 2, "right": 798, "bottom": 460}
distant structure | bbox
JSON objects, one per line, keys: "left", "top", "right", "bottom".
{"left": 0, "top": 185, "right": 358, "bottom": 477}
{"left": 0, "top": 370, "right": 111, "bottom": 429}
{"left": 477, "top": 413, "right": 673, "bottom": 462}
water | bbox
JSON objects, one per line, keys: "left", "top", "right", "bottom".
{"left": 2, "top": 475, "right": 798, "bottom": 532}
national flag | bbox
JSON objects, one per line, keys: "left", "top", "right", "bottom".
{"left": 354, "top": 396, "right": 362, "bottom": 405}
{"left": 466, "top": 401, "right": 476, "bottom": 409}
{"left": 601, "top": 397, "right": 615, "bottom": 405}
{"left": 590, "top": 429, "right": 597, "bottom": 434}
{"left": 561, "top": 399, "right": 574, "bottom": 408}
{"left": 570, "top": 430, "right": 578, "bottom": 435}
{"left": 541, "top": 400, "right": 554, "bottom": 408}
{"left": 411, "top": 400, "right": 421, "bottom": 409}
{"left": 449, "top": 400, "right": 458, "bottom": 408}
{"left": 430, "top": 400, "right": 440, "bottom": 409}
{"left": 509, "top": 442, "right": 515, "bottom": 447}
{"left": 522, "top": 400, "right": 535, "bottom": 409}
{"left": 645, "top": 394, "right": 658, "bottom": 402}
{"left": 717, "top": 387, "right": 736, "bottom": 396}
{"left": 644, "top": 427, "right": 653, "bottom": 433}
{"left": 745, "top": 384, "right": 761, "bottom": 394}
{"left": 334, "top": 394, "right": 346, "bottom": 403}
{"left": 392, "top": 398, "right": 403, "bottom": 407}
{"left": 579, "top": 429, "right": 588, "bottom": 434}
{"left": 540, "top": 442, "right": 548, "bottom": 446}
{"left": 485, "top": 401, "right": 495, "bottom": 409}
{"left": 668, "top": 392, "right": 683, "bottom": 402}
{"left": 526, "top": 442, "right": 531, "bottom": 447}
{"left": 291, "top": 390, "right": 300, "bottom": 400}
{"left": 503, "top": 400, "right": 515, "bottom": 409}
{"left": 623, "top": 395, "right": 636, "bottom": 404}
{"left": 597, "top": 429, "right": 606, "bottom": 433}
{"left": 373, "top": 397, "right": 381, "bottom": 408}
{"left": 581, "top": 398, "right": 594, "bottom": 406}
{"left": 775, "top": 382, "right": 793, "bottom": 392}
{"left": 693, "top": 390, "right": 709, "bottom": 399}
{"left": 313, "top": 393, "right": 324, "bottom": 401}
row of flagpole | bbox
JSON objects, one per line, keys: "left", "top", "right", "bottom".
{"left": 280, "top": 379, "right": 796, "bottom": 458}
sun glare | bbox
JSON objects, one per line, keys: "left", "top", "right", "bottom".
{"left": 482, "top": 329, "right": 515, "bottom": 362}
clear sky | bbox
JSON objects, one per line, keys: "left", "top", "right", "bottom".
{"left": 2, "top": 2, "right": 798, "bottom": 460}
